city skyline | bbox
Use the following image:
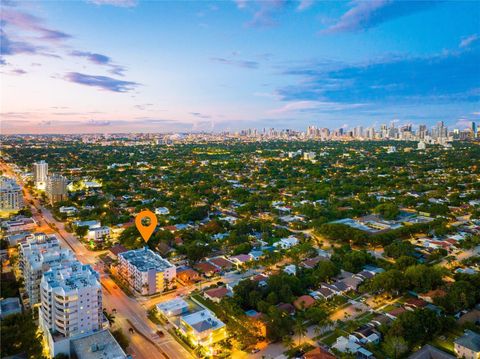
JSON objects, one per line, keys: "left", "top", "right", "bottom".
{"left": 2, "top": 0, "right": 480, "bottom": 134}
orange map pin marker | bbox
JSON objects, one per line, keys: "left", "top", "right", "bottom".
{"left": 135, "top": 210, "right": 157, "bottom": 242}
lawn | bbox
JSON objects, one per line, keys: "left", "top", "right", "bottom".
{"left": 428, "top": 327, "right": 464, "bottom": 355}
{"left": 381, "top": 304, "right": 397, "bottom": 313}
{"left": 320, "top": 328, "right": 349, "bottom": 346}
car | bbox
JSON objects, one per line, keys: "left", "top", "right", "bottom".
{"left": 129, "top": 327, "right": 135, "bottom": 334}
{"left": 112, "top": 308, "right": 117, "bottom": 314}
{"left": 250, "top": 348, "right": 260, "bottom": 354}
{"left": 156, "top": 330, "right": 165, "bottom": 337}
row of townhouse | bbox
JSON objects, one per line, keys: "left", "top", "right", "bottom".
{"left": 310, "top": 266, "right": 384, "bottom": 300}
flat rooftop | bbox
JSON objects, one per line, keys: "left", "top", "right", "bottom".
{"left": 43, "top": 262, "right": 100, "bottom": 292}
{"left": 157, "top": 297, "right": 189, "bottom": 313}
{"left": 119, "top": 247, "right": 174, "bottom": 272}
{"left": 71, "top": 330, "right": 127, "bottom": 359}
{"left": 181, "top": 309, "right": 225, "bottom": 333}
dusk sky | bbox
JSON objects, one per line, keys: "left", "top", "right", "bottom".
{"left": 1, "top": 0, "right": 479, "bottom": 134}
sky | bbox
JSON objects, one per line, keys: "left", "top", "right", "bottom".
{"left": 1, "top": 0, "right": 479, "bottom": 134}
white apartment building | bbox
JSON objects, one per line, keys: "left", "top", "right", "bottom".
{"left": 23, "top": 249, "right": 77, "bottom": 306}
{"left": 2, "top": 216, "right": 36, "bottom": 233}
{"left": 19, "top": 233, "right": 77, "bottom": 306}
{"left": 0, "top": 176, "right": 23, "bottom": 211}
{"left": 87, "top": 226, "right": 110, "bottom": 241}
{"left": 33, "top": 160, "right": 48, "bottom": 190}
{"left": 303, "top": 151, "right": 316, "bottom": 161}
{"left": 39, "top": 262, "right": 102, "bottom": 357}
{"left": 118, "top": 247, "right": 176, "bottom": 295}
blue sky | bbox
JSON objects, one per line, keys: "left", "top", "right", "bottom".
{"left": 1, "top": 0, "right": 479, "bottom": 134}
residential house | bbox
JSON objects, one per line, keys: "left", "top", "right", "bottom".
{"left": 204, "top": 287, "right": 229, "bottom": 303}
{"left": 229, "top": 254, "right": 252, "bottom": 266}
{"left": 454, "top": 330, "right": 480, "bottom": 359}
{"left": 194, "top": 262, "right": 220, "bottom": 277}
{"left": 179, "top": 309, "right": 227, "bottom": 347}
{"left": 208, "top": 257, "right": 235, "bottom": 272}
{"left": 303, "top": 347, "right": 336, "bottom": 359}
{"left": 405, "top": 298, "right": 428, "bottom": 311}
{"left": 419, "top": 289, "right": 447, "bottom": 303}
{"left": 408, "top": 344, "right": 456, "bottom": 359}
{"left": 176, "top": 267, "right": 200, "bottom": 283}
{"left": 293, "top": 295, "right": 316, "bottom": 310}
{"left": 386, "top": 306, "right": 408, "bottom": 320}
{"left": 87, "top": 226, "right": 110, "bottom": 241}
{"left": 273, "top": 236, "right": 299, "bottom": 249}
{"left": 155, "top": 207, "right": 170, "bottom": 215}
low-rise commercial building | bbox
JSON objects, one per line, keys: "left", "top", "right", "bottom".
{"left": 70, "top": 329, "right": 128, "bottom": 359}
{"left": 157, "top": 297, "right": 189, "bottom": 318}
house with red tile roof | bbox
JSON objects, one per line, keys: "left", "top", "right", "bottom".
{"left": 293, "top": 295, "right": 316, "bottom": 310}
{"left": 194, "top": 262, "right": 220, "bottom": 277}
{"left": 277, "top": 303, "right": 296, "bottom": 315}
{"left": 109, "top": 244, "right": 128, "bottom": 259}
{"left": 301, "top": 256, "right": 328, "bottom": 269}
{"left": 404, "top": 297, "right": 428, "bottom": 310}
{"left": 177, "top": 267, "right": 200, "bottom": 283}
{"left": 204, "top": 286, "right": 229, "bottom": 303}
{"left": 386, "top": 306, "right": 407, "bottom": 319}
{"left": 303, "top": 347, "right": 336, "bottom": 359}
{"left": 209, "top": 257, "right": 235, "bottom": 271}
{"left": 229, "top": 254, "right": 252, "bottom": 266}
{"left": 419, "top": 289, "right": 447, "bottom": 303}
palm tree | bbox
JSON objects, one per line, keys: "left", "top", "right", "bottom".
{"left": 293, "top": 317, "right": 307, "bottom": 347}
{"left": 103, "top": 309, "right": 116, "bottom": 325}
{"left": 282, "top": 335, "right": 294, "bottom": 349}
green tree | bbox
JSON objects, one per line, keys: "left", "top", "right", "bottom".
{"left": 374, "top": 203, "right": 400, "bottom": 220}
{"left": 0, "top": 311, "right": 45, "bottom": 358}
{"left": 382, "top": 336, "right": 409, "bottom": 359}
{"left": 75, "top": 225, "right": 89, "bottom": 238}
{"left": 293, "top": 317, "right": 308, "bottom": 346}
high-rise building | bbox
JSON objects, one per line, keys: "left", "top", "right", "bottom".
{"left": 39, "top": 262, "right": 102, "bottom": 357}
{"left": 433, "top": 121, "right": 448, "bottom": 140}
{"left": 20, "top": 235, "right": 76, "bottom": 306}
{"left": 33, "top": 160, "right": 48, "bottom": 190}
{"left": 418, "top": 124, "right": 427, "bottom": 139}
{"left": 471, "top": 121, "right": 478, "bottom": 138}
{"left": 46, "top": 174, "right": 68, "bottom": 204}
{"left": 118, "top": 247, "right": 176, "bottom": 295}
{"left": 0, "top": 176, "right": 23, "bottom": 211}
{"left": 380, "top": 124, "right": 388, "bottom": 138}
